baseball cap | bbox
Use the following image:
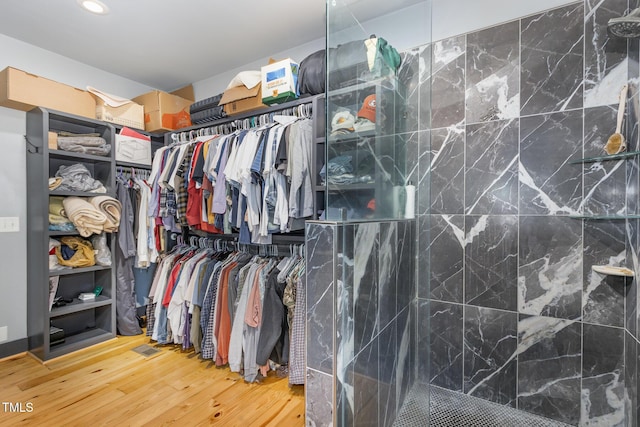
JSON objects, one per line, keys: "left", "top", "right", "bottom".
{"left": 357, "top": 94, "right": 376, "bottom": 123}
{"left": 331, "top": 110, "right": 355, "bottom": 135}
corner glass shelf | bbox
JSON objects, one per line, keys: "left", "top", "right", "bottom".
{"left": 570, "top": 151, "right": 640, "bottom": 164}
{"left": 570, "top": 214, "right": 640, "bottom": 220}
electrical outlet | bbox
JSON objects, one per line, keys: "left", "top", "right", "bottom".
{"left": 0, "top": 326, "right": 7, "bottom": 343}
{"left": 0, "top": 217, "right": 19, "bottom": 232}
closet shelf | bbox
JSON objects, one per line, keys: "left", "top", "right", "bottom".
{"left": 328, "top": 129, "right": 377, "bottom": 143}
{"left": 591, "top": 265, "right": 634, "bottom": 277}
{"left": 49, "top": 190, "right": 115, "bottom": 198}
{"left": 50, "top": 296, "right": 112, "bottom": 318}
{"left": 49, "top": 150, "right": 112, "bottom": 164}
{"left": 49, "top": 265, "right": 111, "bottom": 277}
{"left": 115, "top": 160, "right": 152, "bottom": 170}
{"left": 49, "top": 230, "right": 80, "bottom": 236}
{"left": 570, "top": 150, "right": 640, "bottom": 164}
{"left": 327, "top": 183, "right": 376, "bottom": 192}
{"left": 48, "top": 328, "right": 113, "bottom": 358}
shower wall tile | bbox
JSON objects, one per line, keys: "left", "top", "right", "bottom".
{"left": 396, "top": 305, "right": 414, "bottom": 405}
{"left": 431, "top": 35, "right": 466, "bottom": 128}
{"left": 584, "top": 0, "right": 629, "bottom": 108}
{"left": 430, "top": 126, "right": 465, "bottom": 215}
{"left": 379, "top": 320, "right": 398, "bottom": 427}
{"left": 336, "top": 224, "right": 355, "bottom": 372}
{"left": 410, "top": 130, "right": 428, "bottom": 216}
{"left": 466, "top": 21, "right": 520, "bottom": 123}
{"left": 520, "top": 3, "right": 584, "bottom": 115}
{"left": 463, "top": 306, "right": 517, "bottom": 406}
{"left": 398, "top": 48, "right": 421, "bottom": 134}
{"left": 465, "top": 215, "right": 518, "bottom": 311}
{"left": 353, "top": 222, "right": 380, "bottom": 354}
{"left": 429, "top": 215, "right": 464, "bottom": 303}
{"left": 429, "top": 300, "right": 464, "bottom": 391}
{"left": 352, "top": 339, "right": 380, "bottom": 427}
{"left": 626, "top": 332, "right": 638, "bottom": 427}
{"left": 379, "top": 222, "right": 398, "bottom": 331}
{"left": 629, "top": 219, "right": 639, "bottom": 339}
{"left": 417, "top": 299, "right": 430, "bottom": 385}
{"left": 397, "top": 220, "right": 415, "bottom": 311}
{"left": 520, "top": 110, "right": 583, "bottom": 215}
{"left": 584, "top": 106, "right": 627, "bottom": 216}
{"left": 583, "top": 221, "right": 627, "bottom": 327}
{"left": 519, "top": 216, "right": 583, "bottom": 320}
{"left": 306, "top": 223, "right": 335, "bottom": 374}
{"left": 417, "top": 215, "right": 431, "bottom": 299}
{"left": 306, "top": 369, "right": 334, "bottom": 427}
{"left": 419, "top": 44, "right": 433, "bottom": 132}
{"left": 582, "top": 324, "right": 626, "bottom": 426}
{"left": 517, "top": 315, "right": 582, "bottom": 425}
{"left": 466, "top": 119, "right": 519, "bottom": 214}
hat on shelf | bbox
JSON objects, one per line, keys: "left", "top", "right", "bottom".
{"left": 357, "top": 94, "right": 376, "bottom": 123}
{"left": 331, "top": 110, "right": 355, "bottom": 136}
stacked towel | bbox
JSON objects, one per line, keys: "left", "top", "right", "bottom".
{"left": 88, "top": 196, "right": 122, "bottom": 232}
{"left": 62, "top": 197, "right": 107, "bottom": 237}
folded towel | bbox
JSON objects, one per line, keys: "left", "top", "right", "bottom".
{"left": 49, "top": 196, "right": 67, "bottom": 217}
{"left": 48, "top": 177, "right": 62, "bottom": 190}
{"left": 49, "top": 213, "right": 72, "bottom": 225}
{"left": 88, "top": 196, "right": 122, "bottom": 232}
{"left": 62, "top": 196, "right": 108, "bottom": 237}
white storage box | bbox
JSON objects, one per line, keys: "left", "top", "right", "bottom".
{"left": 261, "top": 58, "right": 299, "bottom": 105}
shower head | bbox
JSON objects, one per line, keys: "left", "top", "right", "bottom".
{"left": 608, "top": 7, "right": 640, "bottom": 38}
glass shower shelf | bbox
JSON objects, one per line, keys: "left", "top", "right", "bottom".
{"left": 570, "top": 214, "right": 640, "bottom": 220}
{"left": 570, "top": 150, "right": 640, "bottom": 164}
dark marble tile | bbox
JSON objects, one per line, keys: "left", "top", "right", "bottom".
{"left": 520, "top": 110, "right": 583, "bottom": 215}
{"left": 378, "top": 222, "right": 398, "bottom": 330}
{"left": 583, "top": 221, "right": 628, "bottom": 327}
{"left": 520, "top": 3, "right": 584, "bottom": 115}
{"left": 307, "top": 369, "right": 334, "bottom": 427}
{"left": 517, "top": 315, "right": 582, "bottom": 425}
{"left": 629, "top": 219, "right": 639, "bottom": 339}
{"left": 417, "top": 215, "right": 430, "bottom": 299}
{"left": 465, "top": 215, "right": 518, "bottom": 311}
{"left": 398, "top": 48, "right": 420, "bottom": 134}
{"left": 430, "top": 126, "right": 465, "bottom": 215}
{"left": 306, "top": 223, "right": 335, "bottom": 374}
{"left": 629, "top": 333, "right": 639, "bottom": 427}
{"left": 582, "top": 324, "right": 625, "bottom": 426}
{"left": 353, "top": 222, "right": 380, "bottom": 354}
{"left": 431, "top": 35, "right": 466, "bottom": 128}
{"left": 337, "top": 224, "right": 355, "bottom": 372}
{"left": 429, "top": 301, "right": 463, "bottom": 391}
{"left": 584, "top": 0, "right": 629, "bottom": 108}
{"left": 519, "top": 216, "right": 582, "bottom": 320}
{"left": 379, "top": 320, "right": 398, "bottom": 427}
{"left": 466, "top": 119, "right": 519, "bottom": 214}
{"left": 396, "top": 220, "right": 415, "bottom": 312}
{"left": 466, "top": 20, "right": 519, "bottom": 123}
{"left": 429, "top": 215, "right": 464, "bottom": 303}
{"left": 463, "top": 306, "right": 517, "bottom": 406}
{"left": 417, "top": 299, "right": 430, "bottom": 385}
{"left": 352, "top": 339, "right": 379, "bottom": 427}
{"left": 396, "top": 305, "right": 414, "bottom": 404}
{"left": 583, "top": 106, "right": 627, "bottom": 216}
{"left": 419, "top": 44, "right": 433, "bottom": 132}
{"left": 417, "top": 130, "right": 431, "bottom": 216}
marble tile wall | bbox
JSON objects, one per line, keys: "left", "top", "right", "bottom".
{"left": 305, "top": 220, "right": 415, "bottom": 427}
{"left": 418, "top": 1, "right": 640, "bottom": 425}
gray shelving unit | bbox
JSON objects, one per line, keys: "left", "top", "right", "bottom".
{"left": 26, "top": 107, "right": 117, "bottom": 361}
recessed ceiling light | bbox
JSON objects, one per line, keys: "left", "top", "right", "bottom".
{"left": 77, "top": 0, "right": 109, "bottom": 15}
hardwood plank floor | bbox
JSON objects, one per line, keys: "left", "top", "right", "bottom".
{"left": 0, "top": 334, "right": 305, "bottom": 426}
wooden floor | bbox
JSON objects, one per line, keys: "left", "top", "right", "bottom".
{"left": 0, "top": 334, "right": 305, "bottom": 426}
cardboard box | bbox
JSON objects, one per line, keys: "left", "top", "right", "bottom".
{"left": 95, "top": 102, "right": 144, "bottom": 130}
{"left": 115, "top": 134, "right": 151, "bottom": 165}
{"left": 261, "top": 59, "right": 299, "bottom": 105}
{"left": 170, "top": 84, "right": 195, "bottom": 102}
{"left": 132, "top": 90, "right": 192, "bottom": 132}
{"left": 0, "top": 67, "right": 95, "bottom": 118}
{"left": 219, "top": 83, "right": 266, "bottom": 116}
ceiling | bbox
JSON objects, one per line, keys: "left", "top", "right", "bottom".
{"left": 0, "top": 0, "right": 422, "bottom": 91}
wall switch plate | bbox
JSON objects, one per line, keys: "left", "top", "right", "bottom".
{"left": 0, "top": 217, "right": 19, "bottom": 232}
{"left": 0, "top": 326, "right": 8, "bottom": 343}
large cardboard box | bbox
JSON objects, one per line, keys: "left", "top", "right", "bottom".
{"left": 89, "top": 87, "right": 144, "bottom": 130}
{"left": 261, "top": 59, "right": 299, "bottom": 105}
{"left": 219, "top": 83, "right": 266, "bottom": 116}
{"left": 0, "top": 67, "right": 95, "bottom": 118}
{"left": 170, "top": 84, "right": 195, "bottom": 102}
{"left": 132, "top": 90, "right": 192, "bottom": 132}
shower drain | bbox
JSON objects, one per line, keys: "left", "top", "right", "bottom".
{"left": 393, "top": 385, "right": 573, "bottom": 427}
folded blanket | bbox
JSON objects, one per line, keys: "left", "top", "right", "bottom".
{"left": 49, "top": 196, "right": 67, "bottom": 217}
{"left": 62, "top": 196, "right": 107, "bottom": 237}
{"left": 49, "top": 213, "right": 71, "bottom": 225}
{"left": 48, "top": 177, "right": 62, "bottom": 190}
{"left": 88, "top": 196, "right": 122, "bottom": 232}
